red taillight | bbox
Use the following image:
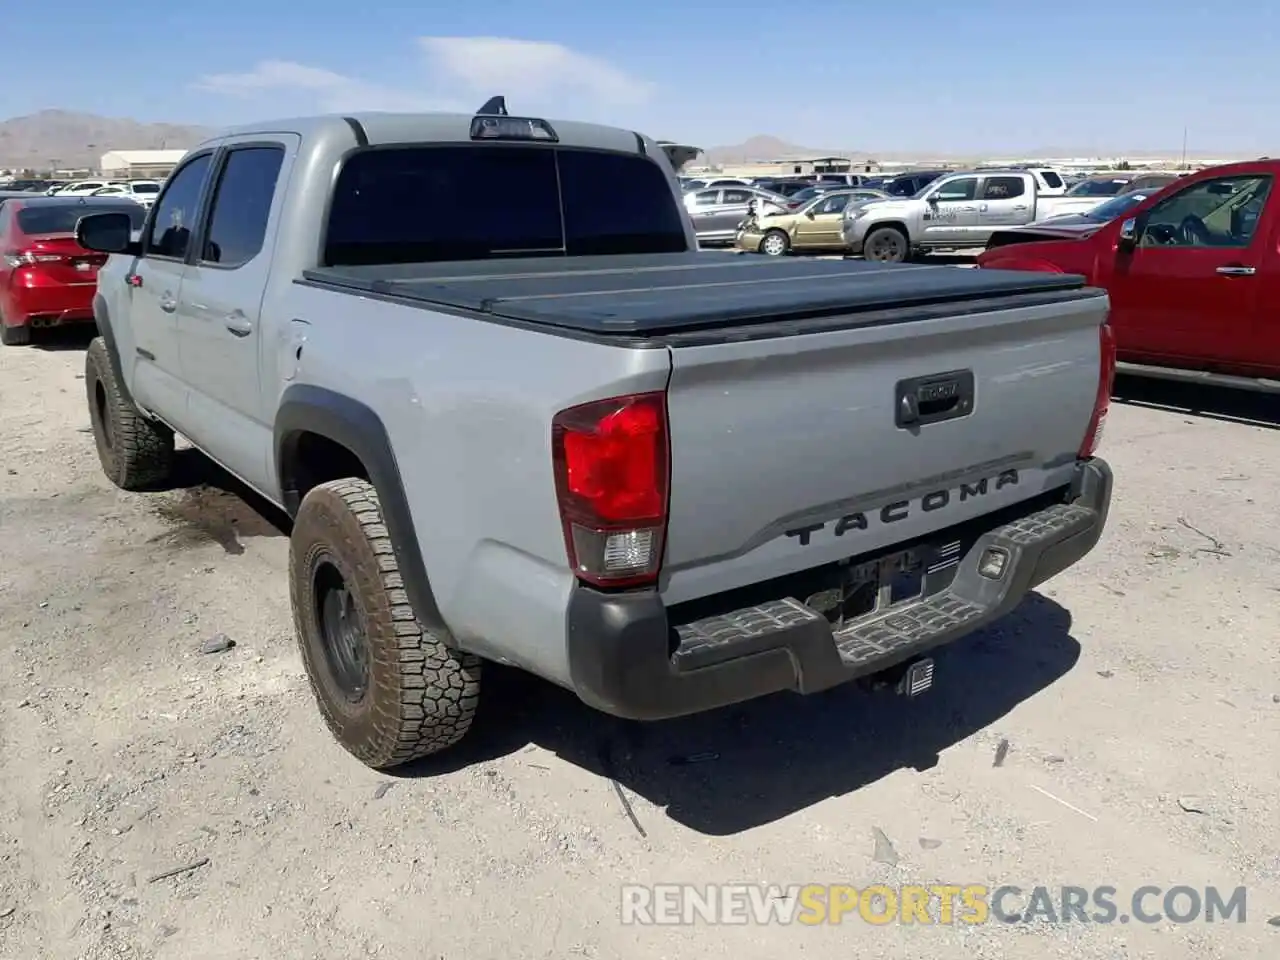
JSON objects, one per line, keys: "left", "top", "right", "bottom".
{"left": 551, "top": 391, "right": 670, "bottom": 588}
{"left": 3, "top": 249, "right": 65, "bottom": 268}
{"left": 1079, "top": 320, "right": 1116, "bottom": 458}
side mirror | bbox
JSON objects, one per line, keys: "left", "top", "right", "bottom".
{"left": 76, "top": 212, "right": 137, "bottom": 254}
{"left": 1117, "top": 216, "right": 1138, "bottom": 252}
{"left": 805, "top": 209, "right": 816, "bottom": 219}
{"left": 926, "top": 194, "right": 939, "bottom": 205}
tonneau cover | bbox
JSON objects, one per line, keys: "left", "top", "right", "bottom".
{"left": 303, "top": 252, "right": 1090, "bottom": 335}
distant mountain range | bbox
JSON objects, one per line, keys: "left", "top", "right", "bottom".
{"left": 0, "top": 111, "right": 1254, "bottom": 172}
{"left": 0, "top": 110, "right": 212, "bottom": 170}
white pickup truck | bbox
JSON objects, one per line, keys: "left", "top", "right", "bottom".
{"left": 842, "top": 170, "right": 1086, "bottom": 262}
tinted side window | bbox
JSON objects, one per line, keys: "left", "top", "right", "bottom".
{"left": 721, "top": 189, "right": 752, "bottom": 204}
{"left": 146, "top": 154, "right": 213, "bottom": 259}
{"left": 983, "top": 176, "right": 1025, "bottom": 200}
{"left": 693, "top": 190, "right": 720, "bottom": 205}
{"left": 934, "top": 177, "right": 978, "bottom": 202}
{"left": 324, "top": 145, "right": 687, "bottom": 265}
{"left": 1040, "top": 171, "right": 1064, "bottom": 189}
{"left": 200, "top": 147, "right": 285, "bottom": 268}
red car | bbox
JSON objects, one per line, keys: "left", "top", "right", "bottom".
{"left": 976, "top": 160, "right": 1280, "bottom": 388}
{"left": 0, "top": 196, "right": 147, "bottom": 346}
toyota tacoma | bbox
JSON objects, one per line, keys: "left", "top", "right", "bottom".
{"left": 74, "top": 99, "right": 1116, "bottom": 769}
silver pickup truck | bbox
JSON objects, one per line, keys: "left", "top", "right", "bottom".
{"left": 844, "top": 170, "right": 1083, "bottom": 262}
{"left": 74, "top": 101, "right": 1116, "bottom": 770}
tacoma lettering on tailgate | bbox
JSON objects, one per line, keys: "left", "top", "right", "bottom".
{"left": 784, "top": 469, "right": 1020, "bottom": 546}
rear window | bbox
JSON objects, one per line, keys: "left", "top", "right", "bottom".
{"left": 17, "top": 202, "right": 147, "bottom": 235}
{"left": 324, "top": 145, "right": 689, "bottom": 266}
{"left": 1067, "top": 179, "right": 1126, "bottom": 197}
{"left": 131, "top": 183, "right": 160, "bottom": 194}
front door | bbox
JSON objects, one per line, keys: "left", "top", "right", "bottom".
{"left": 176, "top": 137, "right": 293, "bottom": 491}
{"left": 124, "top": 151, "right": 216, "bottom": 425}
{"left": 1108, "top": 172, "right": 1273, "bottom": 368}
{"left": 920, "top": 175, "right": 982, "bottom": 244}
{"left": 791, "top": 192, "right": 852, "bottom": 249}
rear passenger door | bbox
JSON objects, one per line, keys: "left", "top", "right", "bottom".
{"left": 176, "top": 136, "right": 294, "bottom": 491}
{"left": 713, "top": 188, "right": 755, "bottom": 236}
{"left": 687, "top": 190, "right": 723, "bottom": 240}
{"left": 978, "top": 175, "right": 1031, "bottom": 228}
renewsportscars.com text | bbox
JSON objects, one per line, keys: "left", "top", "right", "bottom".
{"left": 620, "top": 884, "right": 1249, "bottom": 926}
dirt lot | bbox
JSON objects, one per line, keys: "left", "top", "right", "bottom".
{"left": 1, "top": 331, "right": 1277, "bottom": 960}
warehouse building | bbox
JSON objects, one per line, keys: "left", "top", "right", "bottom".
{"left": 99, "top": 149, "right": 189, "bottom": 181}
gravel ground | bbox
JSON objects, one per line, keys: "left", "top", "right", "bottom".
{"left": 0, "top": 330, "right": 1277, "bottom": 960}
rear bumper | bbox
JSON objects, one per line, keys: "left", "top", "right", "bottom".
{"left": 3, "top": 282, "right": 97, "bottom": 327}
{"left": 566, "top": 457, "right": 1112, "bottom": 720}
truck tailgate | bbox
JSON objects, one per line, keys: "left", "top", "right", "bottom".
{"left": 304, "top": 255, "right": 1106, "bottom": 605}
{"left": 660, "top": 283, "right": 1108, "bottom": 605}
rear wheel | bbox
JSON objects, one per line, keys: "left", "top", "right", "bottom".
{"left": 289, "top": 478, "right": 482, "bottom": 769}
{"left": 863, "top": 226, "right": 910, "bottom": 263}
{"left": 84, "top": 337, "right": 174, "bottom": 489}
{"left": 760, "top": 229, "right": 790, "bottom": 256}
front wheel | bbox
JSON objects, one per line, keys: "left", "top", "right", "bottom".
{"left": 862, "top": 226, "right": 910, "bottom": 263}
{"left": 85, "top": 337, "right": 174, "bottom": 489}
{"left": 760, "top": 229, "right": 790, "bottom": 257}
{"left": 289, "top": 478, "right": 482, "bottom": 769}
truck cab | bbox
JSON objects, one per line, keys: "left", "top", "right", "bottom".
{"left": 976, "top": 160, "right": 1280, "bottom": 387}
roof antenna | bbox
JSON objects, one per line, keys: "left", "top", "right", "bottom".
{"left": 476, "top": 96, "right": 508, "bottom": 116}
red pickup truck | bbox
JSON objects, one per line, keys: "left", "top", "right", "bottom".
{"left": 976, "top": 160, "right": 1279, "bottom": 391}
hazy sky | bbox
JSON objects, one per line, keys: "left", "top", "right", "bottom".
{"left": 1, "top": 0, "right": 1269, "bottom": 154}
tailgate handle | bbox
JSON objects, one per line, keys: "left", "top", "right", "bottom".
{"left": 895, "top": 370, "right": 975, "bottom": 429}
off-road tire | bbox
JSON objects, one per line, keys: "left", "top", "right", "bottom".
{"left": 760, "top": 229, "right": 790, "bottom": 256}
{"left": 289, "top": 478, "right": 482, "bottom": 769}
{"left": 85, "top": 336, "right": 174, "bottom": 489}
{"left": 862, "top": 225, "right": 910, "bottom": 263}
{"left": 0, "top": 316, "right": 31, "bottom": 346}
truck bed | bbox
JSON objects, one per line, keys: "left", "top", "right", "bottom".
{"left": 302, "top": 253, "right": 1094, "bottom": 341}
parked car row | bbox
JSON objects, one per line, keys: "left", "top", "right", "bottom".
{"left": 0, "top": 176, "right": 161, "bottom": 207}
{"left": 721, "top": 168, "right": 1162, "bottom": 261}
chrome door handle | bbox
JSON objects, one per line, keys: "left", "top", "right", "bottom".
{"left": 1013, "top": 205, "right": 1028, "bottom": 211}
{"left": 1215, "top": 265, "right": 1256, "bottom": 276}
{"left": 159, "top": 294, "right": 177, "bottom": 313}
{"left": 225, "top": 314, "right": 253, "bottom": 337}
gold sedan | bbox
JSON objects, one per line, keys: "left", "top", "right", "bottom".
{"left": 736, "top": 188, "right": 889, "bottom": 256}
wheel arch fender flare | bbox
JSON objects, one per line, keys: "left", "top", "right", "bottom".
{"left": 92, "top": 294, "right": 134, "bottom": 405}
{"left": 274, "top": 383, "right": 450, "bottom": 638}
{"left": 865, "top": 219, "right": 910, "bottom": 239}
